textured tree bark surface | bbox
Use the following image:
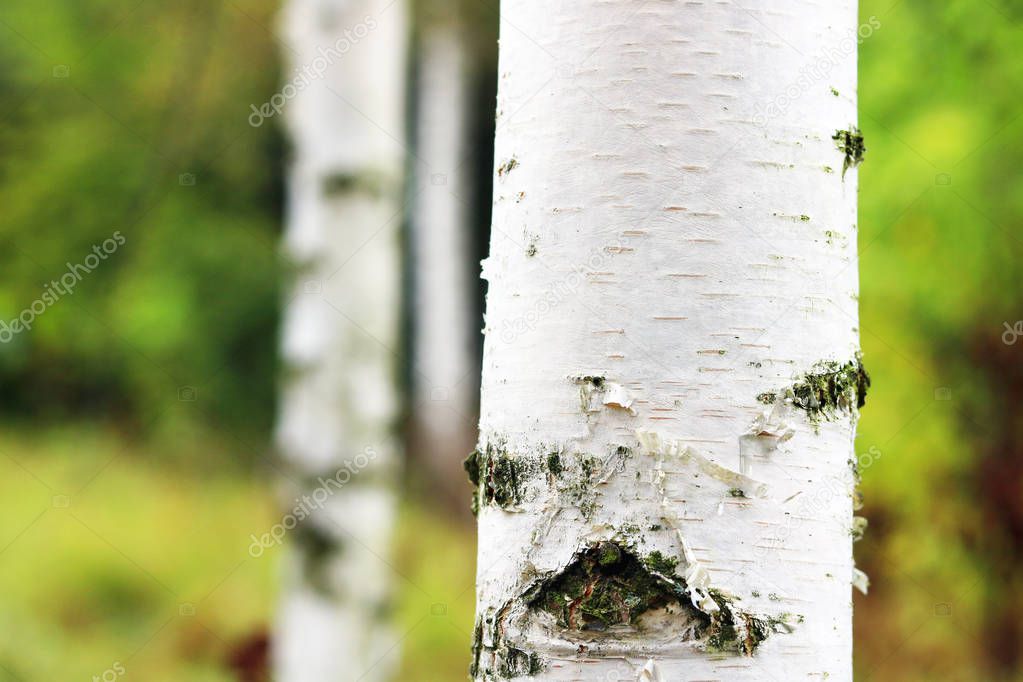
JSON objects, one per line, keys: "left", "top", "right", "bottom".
{"left": 472, "top": 1, "right": 862, "bottom": 680}
{"left": 274, "top": 0, "right": 407, "bottom": 680}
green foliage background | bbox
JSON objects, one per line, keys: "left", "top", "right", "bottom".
{"left": 0, "top": 1, "right": 284, "bottom": 444}
{"left": 0, "top": 0, "right": 1020, "bottom": 680}
{"left": 855, "top": 1, "right": 1023, "bottom": 679}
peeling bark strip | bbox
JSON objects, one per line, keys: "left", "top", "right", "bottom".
{"left": 474, "top": 1, "right": 860, "bottom": 679}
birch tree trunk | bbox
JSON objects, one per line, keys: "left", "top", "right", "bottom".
{"left": 470, "top": 2, "right": 865, "bottom": 680}
{"left": 273, "top": 0, "right": 407, "bottom": 680}
{"left": 409, "top": 14, "right": 479, "bottom": 508}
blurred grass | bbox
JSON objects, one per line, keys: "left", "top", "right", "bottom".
{"left": 0, "top": 426, "right": 477, "bottom": 681}
{"left": 0, "top": 426, "right": 278, "bottom": 681}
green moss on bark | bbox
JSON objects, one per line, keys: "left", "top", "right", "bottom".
{"left": 528, "top": 542, "right": 698, "bottom": 631}
{"left": 470, "top": 614, "right": 545, "bottom": 679}
{"left": 464, "top": 444, "right": 524, "bottom": 514}
{"left": 464, "top": 442, "right": 609, "bottom": 517}
{"left": 790, "top": 357, "right": 870, "bottom": 423}
{"left": 525, "top": 542, "right": 788, "bottom": 655}
{"left": 643, "top": 550, "right": 679, "bottom": 575}
{"left": 545, "top": 451, "right": 563, "bottom": 477}
{"left": 705, "top": 590, "right": 794, "bottom": 656}
{"left": 833, "top": 127, "right": 866, "bottom": 177}
{"left": 498, "top": 647, "right": 543, "bottom": 677}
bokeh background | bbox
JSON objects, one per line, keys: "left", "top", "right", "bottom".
{"left": 0, "top": 0, "right": 1020, "bottom": 680}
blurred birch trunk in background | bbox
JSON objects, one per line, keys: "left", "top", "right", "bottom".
{"left": 273, "top": 0, "right": 407, "bottom": 679}
{"left": 408, "top": 0, "right": 479, "bottom": 512}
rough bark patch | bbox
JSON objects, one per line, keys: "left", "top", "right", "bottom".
{"left": 524, "top": 542, "right": 791, "bottom": 656}
{"left": 527, "top": 542, "right": 703, "bottom": 631}
{"left": 759, "top": 356, "right": 870, "bottom": 426}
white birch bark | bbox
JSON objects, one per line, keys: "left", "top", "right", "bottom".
{"left": 472, "top": 2, "right": 863, "bottom": 680}
{"left": 409, "top": 20, "right": 479, "bottom": 506}
{"left": 274, "top": 0, "right": 407, "bottom": 680}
